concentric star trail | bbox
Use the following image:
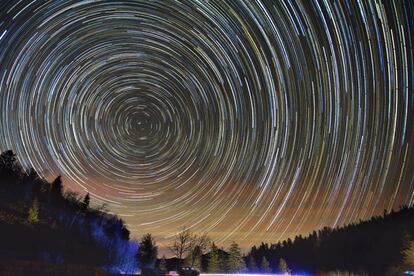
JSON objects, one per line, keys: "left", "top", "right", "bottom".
{"left": 0, "top": 0, "right": 413, "bottom": 250}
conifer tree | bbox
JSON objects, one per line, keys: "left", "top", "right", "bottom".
{"left": 260, "top": 256, "right": 271, "bottom": 273}
{"left": 278, "top": 258, "right": 289, "bottom": 274}
{"left": 27, "top": 199, "right": 39, "bottom": 224}
{"left": 207, "top": 243, "right": 219, "bottom": 273}
{"left": 188, "top": 245, "right": 202, "bottom": 269}
{"left": 248, "top": 255, "right": 257, "bottom": 272}
{"left": 403, "top": 240, "right": 414, "bottom": 267}
{"left": 51, "top": 175, "right": 63, "bottom": 196}
{"left": 82, "top": 193, "right": 90, "bottom": 211}
{"left": 138, "top": 233, "right": 158, "bottom": 269}
{"left": 227, "top": 241, "right": 245, "bottom": 273}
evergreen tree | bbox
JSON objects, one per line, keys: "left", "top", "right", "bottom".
{"left": 278, "top": 258, "right": 289, "bottom": 274}
{"left": 82, "top": 193, "right": 90, "bottom": 211}
{"left": 403, "top": 240, "right": 414, "bottom": 267}
{"left": 159, "top": 255, "right": 167, "bottom": 272}
{"left": 187, "top": 245, "right": 202, "bottom": 269}
{"left": 260, "top": 256, "right": 271, "bottom": 273}
{"left": 227, "top": 241, "right": 245, "bottom": 273}
{"left": 0, "top": 150, "right": 17, "bottom": 172}
{"left": 219, "top": 248, "right": 228, "bottom": 273}
{"left": 0, "top": 150, "right": 21, "bottom": 179}
{"left": 138, "top": 233, "right": 158, "bottom": 269}
{"left": 207, "top": 243, "right": 219, "bottom": 273}
{"left": 51, "top": 175, "right": 63, "bottom": 196}
{"left": 248, "top": 255, "right": 257, "bottom": 272}
{"left": 27, "top": 198, "right": 39, "bottom": 224}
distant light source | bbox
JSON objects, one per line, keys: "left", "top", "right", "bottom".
{"left": 200, "top": 274, "right": 309, "bottom": 276}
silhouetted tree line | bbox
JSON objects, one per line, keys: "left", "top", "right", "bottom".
{"left": 138, "top": 227, "right": 246, "bottom": 275}
{"left": 4, "top": 150, "right": 414, "bottom": 275}
{"left": 245, "top": 205, "right": 414, "bottom": 275}
{"left": 0, "top": 150, "right": 138, "bottom": 274}
{"left": 158, "top": 245, "right": 241, "bottom": 274}
{"left": 136, "top": 201, "right": 414, "bottom": 276}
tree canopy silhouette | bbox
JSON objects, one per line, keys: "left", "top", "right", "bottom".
{"left": 245, "top": 205, "right": 414, "bottom": 275}
{"left": 138, "top": 233, "right": 158, "bottom": 269}
{"left": 0, "top": 150, "right": 139, "bottom": 274}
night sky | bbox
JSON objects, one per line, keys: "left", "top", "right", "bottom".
{"left": 0, "top": 0, "right": 413, "bottom": 252}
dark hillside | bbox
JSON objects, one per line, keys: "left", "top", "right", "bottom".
{"left": 246, "top": 206, "right": 414, "bottom": 275}
{"left": 0, "top": 150, "right": 138, "bottom": 274}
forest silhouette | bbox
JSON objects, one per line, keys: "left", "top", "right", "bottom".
{"left": 244, "top": 207, "right": 414, "bottom": 275}
{"left": 0, "top": 150, "right": 413, "bottom": 275}
{"left": 0, "top": 150, "right": 138, "bottom": 274}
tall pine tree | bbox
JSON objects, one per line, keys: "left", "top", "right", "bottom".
{"left": 260, "top": 256, "right": 271, "bottom": 273}
{"left": 248, "top": 255, "right": 257, "bottom": 272}
{"left": 207, "top": 243, "right": 219, "bottom": 273}
{"left": 278, "top": 258, "right": 289, "bottom": 274}
{"left": 138, "top": 233, "right": 158, "bottom": 269}
{"left": 82, "top": 193, "right": 90, "bottom": 211}
{"left": 403, "top": 240, "right": 414, "bottom": 267}
{"left": 227, "top": 242, "right": 245, "bottom": 273}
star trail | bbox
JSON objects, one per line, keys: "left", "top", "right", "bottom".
{"left": 0, "top": 0, "right": 413, "bottom": 250}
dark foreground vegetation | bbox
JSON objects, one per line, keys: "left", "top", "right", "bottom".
{"left": 133, "top": 204, "right": 414, "bottom": 276}
{"left": 1, "top": 150, "right": 414, "bottom": 276}
{"left": 0, "top": 150, "right": 138, "bottom": 274}
{"left": 245, "top": 206, "right": 414, "bottom": 275}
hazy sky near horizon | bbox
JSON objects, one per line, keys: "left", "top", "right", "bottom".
{"left": 0, "top": 0, "right": 413, "bottom": 251}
